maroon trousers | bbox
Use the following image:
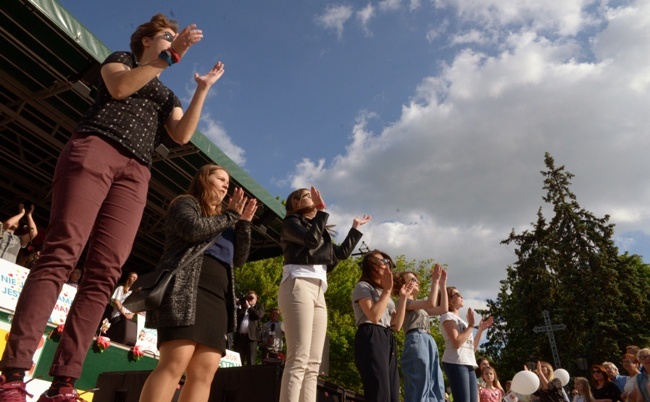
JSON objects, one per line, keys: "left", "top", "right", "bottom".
{"left": 0, "top": 133, "right": 150, "bottom": 377}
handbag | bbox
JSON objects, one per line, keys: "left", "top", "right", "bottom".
{"left": 122, "top": 233, "right": 222, "bottom": 313}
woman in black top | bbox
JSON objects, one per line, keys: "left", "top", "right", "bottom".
{"left": 141, "top": 164, "right": 257, "bottom": 402}
{"left": 592, "top": 365, "right": 623, "bottom": 402}
{"left": 0, "top": 13, "right": 226, "bottom": 400}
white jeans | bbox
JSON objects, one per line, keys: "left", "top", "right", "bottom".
{"left": 278, "top": 277, "right": 327, "bottom": 402}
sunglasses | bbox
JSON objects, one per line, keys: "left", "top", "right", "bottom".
{"left": 592, "top": 371, "right": 603, "bottom": 374}
{"left": 370, "top": 256, "right": 391, "bottom": 266}
{"left": 451, "top": 292, "right": 463, "bottom": 298}
{"left": 157, "top": 31, "right": 174, "bottom": 42}
{"left": 410, "top": 277, "right": 420, "bottom": 284}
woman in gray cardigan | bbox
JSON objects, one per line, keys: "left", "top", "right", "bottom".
{"left": 140, "top": 164, "right": 257, "bottom": 402}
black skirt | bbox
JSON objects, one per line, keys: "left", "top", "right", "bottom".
{"left": 157, "top": 255, "right": 229, "bottom": 353}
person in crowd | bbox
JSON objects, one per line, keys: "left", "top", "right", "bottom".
{"left": 105, "top": 271, "right": 138, "bottom": 344}
{"left": 279, "top": 186, "right": 370, "bottom": 402}
{"left": 0, "top": 12, "right": 225, "bottom": 402}
{"left": 591, "top": 364, "right": 622, "bottom": 402}
{"left": 65, "top": 269, "right": 82, "bottom": 288}
{"left": 108, "top": 272, "right": 138, "bottom": 325}
{"left": 476, "top": 357, "right": 491, "bottom": 387}
{"left": 1, "top": 203, "right": 38, "bottom": 264}
{"left": 440, "top": 286, "right": 493, "bottom": 402}
{"left": 573, "top": 377, "right": 596, "bottom": 402}
{"left": 234, "top": 290, "right": 264, "bottom": 366}
{"left": 620, "top": 354, "right": 640, "bottom": 401}
{"left": 505, "top": 381, "right": 512, "bottom": 394}
{"left": 392, "top": 264, "right": 447, "bottom": 402}
{"left": 525, "top": 360, "right": 566, "bottom": 402}
{"left": 352, "top": 250, "right": 414, "bottom": 402}
{"left": 479, "top": 366, "right": 504, "bottom": 402}
{"left": 22, "top": 250, "right": 41, "bottom": 270}
{"left": 139, "top": 164, "right": 257, "bottom": 402}
{"left": 633, "top": 348, "right": 650, "bottom": 402}
{"left": 604, "top": 362, "right": 628, "bottom": 393}
{"left": 261, "top": 307, "right": 284, "bottom": 360}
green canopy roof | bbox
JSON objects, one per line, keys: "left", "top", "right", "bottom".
{"left": 0, "top": 0, "right": 285, "bottom": 270}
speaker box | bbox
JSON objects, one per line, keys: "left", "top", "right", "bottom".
{"left": 93, "top": 370, "right": 181, "bottom": 402}
{"left": 209, "top": 365, "right": 281, "bottom": 402}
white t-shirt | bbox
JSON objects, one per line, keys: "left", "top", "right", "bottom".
{"left": 440, "top": 312, "right": 477, "bottom": 367}
{"left": 110, "top": 286, "right": 132, "bottom": 319}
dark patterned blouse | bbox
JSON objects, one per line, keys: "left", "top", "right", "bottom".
{"left": 76, "top": 51, "right": 182, "bottom": 166}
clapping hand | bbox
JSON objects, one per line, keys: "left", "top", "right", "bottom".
{"left": 466, "top": 307, "right": 476, "bottom": 328}
{"left": 478, "top": 316, "right": 493, "bottom": 331}
{"left": 352, "top": 214, "right": 372, "bottom": 229}
{"left": 170, "top": 24, "right": 203, "bottom": 59}
{"left": 226, "top": 188, "right": 247, "bottom": 215}
{"left": 431, "top": 263, "right": 443, "bottom": 283}
{"left": 310, "top": 186, "right": 325, "bottom": 210}
{"left": 195, "top": 61, "right": 225, "bottom": 88}
{"left": 380, "top": 266, "right": 394, "bottom": 292}
{"left": 240, "top": 198, "right": 258, "bottom": 222}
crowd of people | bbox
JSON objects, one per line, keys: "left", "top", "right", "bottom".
{"left": 0, "top": 10, "right": 648, "bottom": 402}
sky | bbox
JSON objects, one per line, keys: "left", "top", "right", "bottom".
{"left": 56, "top": 0, "right": 650, "bottom": 314}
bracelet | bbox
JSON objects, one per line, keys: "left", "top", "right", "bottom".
{"left": 158, "top": 50, "right": 174, "bottom": 66}
{"left": 168, "top": 48, "right": 181, "bottom": 64}
{"left": 314, "top": 203, "right": 326, "bottom": 210}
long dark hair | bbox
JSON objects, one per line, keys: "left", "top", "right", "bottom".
{"left": 285, "top": 188, "right": 316, "bottom": 216}
{"left": 359, "top": 249, "right": 394, "bottom": 289}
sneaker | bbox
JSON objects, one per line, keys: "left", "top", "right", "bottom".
{"left": 36, "top": 387, "right": 86, "bottom": 402}
{"left": 0, "top": 376, "right": 33, "bottom": 402}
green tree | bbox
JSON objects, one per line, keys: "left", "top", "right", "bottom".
{"left": 483, "top": 153, "right": 650, "bottom": 381}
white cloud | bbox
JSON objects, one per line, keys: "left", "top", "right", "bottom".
{"left": 379, "top": 0, "right": 402, "bottom": 12}
{"left": 449, "top": 0, "right": 600, "bottom": 37}
{"left": 289, "top": 0, "right": 650, "bottom": 304}
{"left": 199, "top": 114, "right": 246, "bottom": 166}
{"left": 315, "top": 5, "right": 354, "bottom": 39}
{"left": 357, "top": 3, "right": 375, "bottom": 37}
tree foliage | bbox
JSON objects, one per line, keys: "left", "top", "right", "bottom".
{"left": 482, "top": 153, "right": 650, "bottom": 381}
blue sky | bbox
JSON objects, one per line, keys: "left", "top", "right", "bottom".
{"left": 57, "top": 0, "right": 650, "bottom": 312}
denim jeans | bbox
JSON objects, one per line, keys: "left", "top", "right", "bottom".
{"left": 442, "top": 361, "right": 478, "bottom": 402}
{"left": 401, "top": 330, "right": 445, "bottom": 402}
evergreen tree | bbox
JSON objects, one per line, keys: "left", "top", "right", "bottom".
{"left": 483, "top": 153, "right": 650, "bottom": 381}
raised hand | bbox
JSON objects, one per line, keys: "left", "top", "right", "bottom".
{"left": 226, "top": 187, "right": 247, "bottom": 215}
{"left": 170, "top": 24, "right": 203, "bottom": 59}
{"left": 380, "top": 267, "right": 394, "bottom": 292}
{"left": 400, "top": 279, "right": 415, "bottom": 299}
{"left": 194, "top": 62, "right": 225, "bottom": 88}
{"left": 438, "top": 267, "right": 447, "bottom": 286}
{"left": 466, "top": 307, "right": 476, "bottom": 328}
{"left": 352, "top": 214, "right": 372, "bottom": 229}
{"left": 18, "top": 203, "right": 25, "bottom": 215}
{"left": 431, "top": 263, "right": 443, "bottom": 283}
{"left": 27, "top": 204, "right": 35, "bottom": 215}
{"left": 310, "top": 186, "right": 325, "bottom": 210}
{"left": 240, "top": 198, "right": 258, "bottom": 222}
{"left": 478, "top": 316, "right": 493, "bottom": 331}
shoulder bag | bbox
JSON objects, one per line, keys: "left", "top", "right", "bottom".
{"left": 122, "top": 233, "right": 222, "bottom": 313}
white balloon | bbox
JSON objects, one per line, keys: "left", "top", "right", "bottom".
{"left": 511, "top": 371, "right": 540, "bottom": 395}
{"left": 554, "top": 368, "right": 570, "bottom": 386}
